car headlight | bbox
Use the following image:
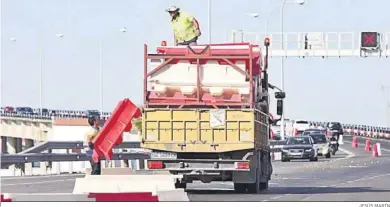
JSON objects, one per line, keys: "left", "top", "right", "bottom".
{"left": 281, "top": 149, "right": 289, "bottom": 153}
{"left": 305, "top": 149, "right": 312, "bottom": 152}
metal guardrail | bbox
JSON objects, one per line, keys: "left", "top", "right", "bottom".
{"left": 1, "top": 141, "right": 145, "bottom": 165}
{"left": 0, "top": 152, "right": 150, "bottom": 164}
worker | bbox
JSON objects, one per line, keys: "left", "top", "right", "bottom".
{"left": 166, "top": 5, "right": 201, "bottom": 46}
{"left": 86, "top": 116, "right": 101, "bottom": 175}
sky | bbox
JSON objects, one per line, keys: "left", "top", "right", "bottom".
{"left": 1, "top": 0, "right": 390, "bottom": 127}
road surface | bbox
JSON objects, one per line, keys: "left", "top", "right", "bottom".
{"left": 2, "top": 135, "right": 390, "bottom": 201}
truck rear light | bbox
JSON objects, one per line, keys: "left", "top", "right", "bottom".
{"left": 147, "top": 161, "right": 163, "bottom": 169}
{"left": 234, "top": 162, "right": 249, "bottom": 169}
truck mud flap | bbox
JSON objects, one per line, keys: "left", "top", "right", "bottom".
{"left": 92, "top": 98, "right": 141, "bottom": 162}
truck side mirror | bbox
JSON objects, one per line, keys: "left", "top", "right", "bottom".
{"left": 277, "top": 100, "right": 283, "bottom": 116}
{"left": 275, "top": 92, "right": 286, "bottom": 99}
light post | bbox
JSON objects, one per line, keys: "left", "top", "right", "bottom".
{"left": 264, "top": 0, "right": 305, "bottom": 140}
{"left": 99, "top": 27, "right": 127, "bottom": 115}
{"left": 10, "top": 34, "right": 63, "bottom": 116}
{"left": 208, "top": 0, "right": 211, "bottom": 44}
{"left": 380, "top": 85, "right": 390, "bottom": 127}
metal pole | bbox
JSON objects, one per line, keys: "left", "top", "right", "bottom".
{"left": 208, "top": 0, "right": 211, "bottom": 44}
{"left": 279, "top": 0, "right": 287, "bottom": 141}
{"left": 39, "top": 44, "right": 44, "bottom": 117}
{"left": 387, "top": 100, "right": 390, "bottom": 127}
{"left": 99, "top": 40, "right": 103, "bottom": 116}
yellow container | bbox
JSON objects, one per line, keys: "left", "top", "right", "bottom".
{"left": 141, "top": 108, "right": 269, "bottom": 153}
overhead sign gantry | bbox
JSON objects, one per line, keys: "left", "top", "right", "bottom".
{"left": 231, "top": 31, "right": 390, "bottom": 58}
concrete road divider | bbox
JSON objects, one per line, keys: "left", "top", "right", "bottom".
{"left": 1, "top": 193, "right": 12, "bottom": 202}
{"left": 339, "top": 135, "right": 344, "bottom": 145}
{"left": 88, "top": 192, "right": 159, "bottom": 202}
{"left": 376, "top": 143, "right": 382, "bottom": 156}
{"left": 73, "top": 174, "right": 189, "bottom": 201}
{"left": 271, "top": 152, "right": 282, "bottom": 161}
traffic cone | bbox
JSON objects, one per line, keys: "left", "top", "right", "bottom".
{"left": 352, "top": 136, "right": 358, "bottom": 148}
{"left": 372, "top": 143, "right": 378, "bottom": 157}
{"left": 365, "top": 139, "right": 371, "bottom": 151}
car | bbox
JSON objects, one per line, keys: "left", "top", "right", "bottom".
{"left": 303, "top": 128, "right": 325, "bottom": 135}
{"left": 85, "top": 110, "right": 100, "bottom": 118}
{"left": 326, "top": 122, "right": 343, "bottom": 135}
{"left": 309, "top": 134, "right": 331, "bottom": 158}
{"left": 293, "top": 120, "right": 311, "bottom": 135}
{"left": 281, "top": 136, "right": 318, "bottom": 162}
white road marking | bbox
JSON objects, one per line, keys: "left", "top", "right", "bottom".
{"left": 1, "top": 174, "right": 84, "bottom": 180}
{"left": 1, "top": 178, "right": 75, "bottom": 186}
{"left": 264, "top": 173, "right": 390, "bottom": 201}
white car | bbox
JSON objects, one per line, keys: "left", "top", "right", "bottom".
{"left": 293, "top": 120, "right": 311, "bottom": 135}
{"left": 309, "top": 134, "right": 331, "bottom": 158}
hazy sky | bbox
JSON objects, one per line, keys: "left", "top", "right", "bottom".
{"left": 1, "top": 0, "right": 390, "bottom": 126}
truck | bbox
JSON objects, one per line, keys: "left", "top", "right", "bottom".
{"left": 139, "top": 41, "right": 280, "bottom": 193}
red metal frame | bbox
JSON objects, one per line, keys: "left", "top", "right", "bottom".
{"left": 143, "top": 43, "right": 262, "bottom": 109}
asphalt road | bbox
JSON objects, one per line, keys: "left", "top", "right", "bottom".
{"left": 2, "top": 135, "right": 390, "bottom": 201}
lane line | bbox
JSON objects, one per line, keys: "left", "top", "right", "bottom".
{"left": 265, "top": 173, "right": 390, "bottom": 201}
{"left": 1, "top": 174, "right": 84, "bottom": 180}
{"left": 1, "top": 178, "right": 76, "bottom": 186}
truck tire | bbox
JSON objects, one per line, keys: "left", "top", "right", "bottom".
{"left": 234, "top": 183, "right": 247, "bottom": 193}
{"left": 247, "top": 153, "right": 268, "bottom": 194}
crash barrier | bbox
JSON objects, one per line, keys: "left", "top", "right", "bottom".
{"left": 349, "top": 136, "right": 383, "bottom": 157}
{"left": 88, "top": 192, "right": 159, "bottom": 202}
{"left": 91, "top": 98, "right": 141, "bottom": 163}
{"left": 73, "top": 174, "right": 189, "bottom": 201}
{"left": 1, "top": 193, "right": 12, "bottom": 202}
{"left": 365, "top": 140, "right": 371, "bottom": 151}
{"left": 352, "top": 136, "right": 358, "bottom": 148}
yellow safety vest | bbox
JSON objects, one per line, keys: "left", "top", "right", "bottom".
{"left": 171, "top": 12, "right": 197, "bottom": 43}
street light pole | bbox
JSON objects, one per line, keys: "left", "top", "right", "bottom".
{"left": 263, "top": 0, "right": 304, "bottom": 140}
{"left": 39, "top": 44, "right": 44, "bottom": 117}
{"left": 98, "top": 28, "right": 126, "bottom": 116}
{"left": 99, "top": 39, "right": 103, "bottom": 115}
{"left": 208, "top": 0, "right": 211, "bottom": 44}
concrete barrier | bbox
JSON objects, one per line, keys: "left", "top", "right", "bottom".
{"left": 72, "top": 174, "right": 188, "bottom": 201}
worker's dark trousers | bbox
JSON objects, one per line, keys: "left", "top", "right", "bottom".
{"left": 177, "top": 36, "right": 198, "bottom": 46}
{"left": 89, "top": 160, "right": 101, "bottom": 175}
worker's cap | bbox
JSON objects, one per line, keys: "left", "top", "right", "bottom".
{"left": 166, "top": 5, "right": 180, "bottom": 12}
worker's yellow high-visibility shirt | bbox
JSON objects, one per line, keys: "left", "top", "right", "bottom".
{"left": 171, "top": 12, "right": 197, "bottom": 43}
{"left": 85, "top": 127, "right": 99, "bottom": 143}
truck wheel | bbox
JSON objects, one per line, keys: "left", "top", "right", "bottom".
{"left": 259, "top": 182, "right": 268, "bottom": 190}
{"left": 325, "top": 152, "right": 331, "bottom": 158}
{"left": 234, "top": 183, "right": 247, "bottom": 193}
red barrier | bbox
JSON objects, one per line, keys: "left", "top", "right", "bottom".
{"left": 372, "top": 143, "right": 378, "bottom": 157}
{"left": 352, "top": 136, "right": 358, "bottom": 148}
{"left": 88, "top": 193, "right": 159, "bottom": 202}
{"left": 1, "top": 194, "right": 12, "bottom": 202}
{"left": 92, "top": 99, "right": 141, "bottom": 163}
{"left": 365, "top": 139, "right": 371, "bottom": 152}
